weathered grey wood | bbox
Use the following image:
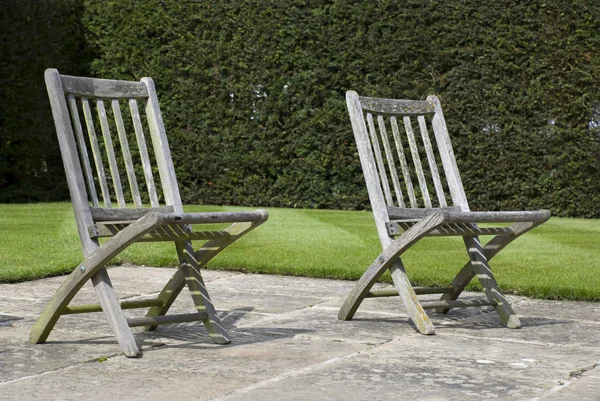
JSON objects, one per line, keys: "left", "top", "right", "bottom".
{"left": 364, "top": 289, "right": 399, "bottom": 298}
{"left": 161, "top": 210, "right": 269, "bottom": 225}
{"left": 404, "top": 116, "right": 432, "bottom": 208}
{"left": 91, "top": 205, "right": 174, "bottom": 221}
{"left": 38, "top": 69, "right": 270, "bottom": 356}
{"left": 418, "top": 115, "right": 446, "bottom": 207}
{"left": 179, "top": 254, "right": 230, "bottom": 344}
{"left": 420, "top": 298, "right": 497, "bottom": 309}
{"left": 63, "top": 298, "right": 164, "bottom": 314}
{"left": 88, "top": 209, "right": 267, "bottom": 240}
{"left": 129, "top": 98, "right": 159, "bottom": 207}
{"left": 387, "top": 221, "right": 515, "bottom": 237}
{"left": 91, "top": 268, "right": 140, "bottom": 356}
{"left": 89, "top": 223, "right": 231, "bottom": 241}
{"left": 127, "top": 312, "right": 208, "bottom": 327}
{"left": 377, "top": 115, "right": 404, "bottom": 207}
{"left": 67, "top": 95, "right": 99, "bottom": 207}
{"left": 389, "top": 258, "right": 435, "bottom": 334}
{"left": 97, "top": 99, "right": 126, "bottom": 208}
{"left": 143, "top": 268, "right": 186, "bottom": 331}
{"left": 428, "top": 95, "right": 469, "bottom": 210}
{"left": 44, "top": 69, "right": 99, "bottom": 257}
{"left": 342, "top": 89, "right": 551, "bottom": 334}
{"left": 144, "top": 218, "right": 267, "bottom": 331}
{"left": 387, "top": 206, "right": 548, "bottom": 223}
{"left": 359, "top": 96, "right": 435, "bottom": 116}
{"left": 346, "top": 91, "right": 391, "bottom": 247}
{"left": 367, "top": 113, "right": 394, "bottom": 206}
{"left": 365, "top": 287, "right": 454, "bottom": 298}
{"left": 463, "top": 235, "right": 520, "bottom": 328}
{"left": 62, "top": 75, "right": 148, "bottom": 98}
{"left": 390, "top": 116, "right": 417, "bottom": 208}
{"left": 30, "top": 212, "right": 162, "bottom": 345}
{"left": 112, "top": 99, "right": 142, "bottom": 207}
{"left": 142, "top": 77, "right": 182, "bottom": 212}
{"left": 387, "top": 206, "right": 461, "bottom": 220}
{"left": 92, "top": 210, "right": 268, "bottom": 225}
{"left": 338, "top": 211, "right": 445, "bottom": 333}
{"left": 82, "top": 97, "right": 112, "bottom": 208}
{"left": 437, "top": 221, "right": 541, "bottom": 313}
{"left": 38, "top": 70, "right": 268, "bottom": 356}
{"left": 441, "top": 210, "right": 551, "bottom": 223}
{"left": 429, "top": 224, "right": 514, "bottom": 236}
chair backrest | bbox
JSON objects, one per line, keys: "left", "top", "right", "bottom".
{"left": 45, "top": 68, "right": 182, "bottom": 255}
{"left": 346, "top": 91, "right": 469, "bottom": 247}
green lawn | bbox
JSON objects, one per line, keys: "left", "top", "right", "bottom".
{"left": 0, "top": 203, "right": 598, "bottom": 301}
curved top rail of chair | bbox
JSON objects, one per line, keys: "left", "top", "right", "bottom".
{"left": 357, "top": 94, "right": 435, "bottom": 116}
{"left": 59, "top": 73, "right": 149, "bottom": 99}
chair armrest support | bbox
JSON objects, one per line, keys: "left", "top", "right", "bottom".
{"left": 441, "top": 210, "right": 550, "bottom": 224}
{"left": 161, "top": 209, "right": 269, "bottom": 225}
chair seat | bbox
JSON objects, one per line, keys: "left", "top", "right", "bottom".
{"left": 386, "top": 221, "right": 515, "bottom": 237}
{"left": 89, "top": 222, "right": 232, "bottom": 241}
{"left": 88, "top": 210, "right": 268, "bottom": 241}
{"left": 386, "top": 209, "right": 550, "bottom": 237}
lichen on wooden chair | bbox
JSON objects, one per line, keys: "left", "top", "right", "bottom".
{"left": 340, "top": 91, "right": 550, "bottom": 334}
{"left": 32, "top": 69, "right": 268, "bottom": 356}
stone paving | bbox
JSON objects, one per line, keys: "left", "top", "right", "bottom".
{"left": 1, "top": 265, "right": 599, "bottom": 400}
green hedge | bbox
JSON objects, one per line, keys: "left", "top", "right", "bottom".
{"left": 2, "top": 0, "right": 600, "bottom": 216}
{"left": 0, "top": 0, "right": 91, "bottom": 201}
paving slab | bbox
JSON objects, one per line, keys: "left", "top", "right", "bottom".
{"left": 538, "top": 365, "right": 600, "bottom": 401}
{"left": 216, "top": 335, "right": 583, "bottom": 401}
{"left": 0, "top": 266, "right": 598, "bottom": 400}
{"left": 0, "top": 336, "right": 367, "bottom": 401}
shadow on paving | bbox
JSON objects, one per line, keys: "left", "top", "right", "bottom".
{"left": 137, "top": 307, "right": 313, "bottom": 353}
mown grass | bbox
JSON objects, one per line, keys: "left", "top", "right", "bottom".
{"left": 0, "top": 203, "right": 598, "bottom": 301}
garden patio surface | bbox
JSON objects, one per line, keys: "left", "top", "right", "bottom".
{"left": 1, "top": 265, "right": 599, "bottom": 400}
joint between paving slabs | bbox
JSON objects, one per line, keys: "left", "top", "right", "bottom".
{"left": 569, "top": 361, "right": 600, "bottom": 379}
{"left": 207, "top": 339, "right": 393, "bottom": 401}
{"left": 0, "top": 350, "right": 123, "bottom": 387}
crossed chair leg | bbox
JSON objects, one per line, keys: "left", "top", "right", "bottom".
{"left": 338, "top": 212, "right": 540, "bottom": 335}
{"left": 30, "top": 214, "right": 261, "bottom": 357}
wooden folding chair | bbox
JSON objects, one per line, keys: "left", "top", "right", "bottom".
{"left": 31, "top": 69, "right": 268, "bottom": 356}
{"left": 340, "top": 91, "right": 550, "bottom": 334}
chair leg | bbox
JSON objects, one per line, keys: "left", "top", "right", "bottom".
{"left": 436, "top": 262, "right": 475, "bottom": 314}
{"left": 178, "top": 241, "right": 231, "bottom": 344}
{"left": 438, "top": 222, "right": 537, "bottom": 314}
{"left": 91, "top": 268, "right": 140, "bottom": 357}
{"left": 30, "top": 261, "right": 94, "bottom": 345}
{"left": 143, "top": 267, "right": 187, "bottom": 331}
{"left": 338, "top": 211, "right": 444, "bottom": 335}
{"left": 389, "top": 259, "right": 436, "bottom": 335}
{"left": 144, "top": 221, "right": 261, "bottom": 334}
{"left": 463, "top": 236, "right": 520, "bottom": 329}
{"left": 30, "top": 213, "right": 161, "bottom": 351}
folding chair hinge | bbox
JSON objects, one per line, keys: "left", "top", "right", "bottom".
{"left": 385, "top": 222, "right": 401, "bottom": 236}
{"left": 88, "top": 224, "right": 100, "bottom": 238}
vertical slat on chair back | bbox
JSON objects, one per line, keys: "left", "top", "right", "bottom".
{"left": 346, "top": 91, "right": 469, "bottom": 245}
{"left": 45, "top": 69, "right": 183, "bottom": 238}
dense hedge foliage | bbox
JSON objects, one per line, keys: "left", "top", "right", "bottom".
{"left": 2, "top": 0, "right": 600, "bottom": 216}
{"left": 0, "top": 0, "right": 91, "bottom": 201}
